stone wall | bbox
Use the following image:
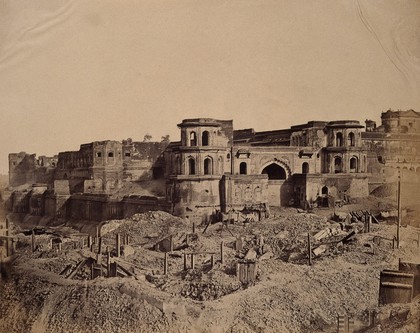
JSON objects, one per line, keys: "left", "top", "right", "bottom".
{"left": 167, "top": 175, "right": 221, "bottom": 223}
{"left": 9, "top": 185, "right": 170, "bottom": 223}
{"left": 222, "top": 174, "right": 269, "bottom": 210}
{"left": 295, "top": 174, "right": 369, "bottom": 207}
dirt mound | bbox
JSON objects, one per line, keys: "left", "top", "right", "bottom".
{"left": 371, "top": 183, "right": 396, "bottom": 198}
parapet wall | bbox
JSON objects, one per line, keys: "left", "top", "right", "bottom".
{"left": 9, "top": 187, "right": 171, "bottom": 224}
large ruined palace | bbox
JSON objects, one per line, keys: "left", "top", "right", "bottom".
{"left": 4, "top": 109, "right": 420, "bottom": 224}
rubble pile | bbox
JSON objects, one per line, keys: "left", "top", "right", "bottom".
{"left": 2, "top": 199, "right": 420, "bottom": 333}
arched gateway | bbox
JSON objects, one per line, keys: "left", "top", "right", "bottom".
{"left": 260, "top": 161, "right": 291, "bottom": 206}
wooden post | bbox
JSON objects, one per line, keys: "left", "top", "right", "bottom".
{"left": 31, "top": 229, "right": 36, "bottom": 252}
{"left": 96, "top": 226, "right": 99, "bottom": 241}
{"left": 220, "top": 241, "right": 224, "bottom": 264}
{"left": 308, "top": 233, "right": 312, "bottom": 266}
{"left": 116, "top": 234, "right": 121, "bottom": 257}
{"left": 11, "top": 239, "right": 16, "bottom": 255}
{"left": 107, "top": 251, "right": 111, "bottom": 277}
{"left": 164, "top": 252, "right": 168, "bottom": 275}
{"left": 368, "top": 310, "right": 376, "bottom": 328}
{"left": 348, "top": 317, "right": 354, "bottom": 333}
{"left": 183, "top": 251, "right": 187, "bottom": 270}
{"left": 5, "top": 219, "right": 9, "bottom": 257}
{"left": 58, "top": 242, "right": 62, "bottom": 252}
{"left": 98, "top": 237, "right": 102, "bottom": 254}
{"left": 397, "top": 169, "right": 401, "bottom": 248}
{"left": 193, "top": 222, "right": 196, "bottom": 233}
{"left": 368, "top": 215, "right": 372, "bottom": 233}
{"left": 337, "top": 315, "right": 346, "bottom": 333}
{"left": 191, "top": 253, "right": 195, "bottom": 269}
{"left": 109, "top": 262, "right": 117, "bottom": 277}
{"left": 88, "top": 235, "right": 92, "bottom": 248}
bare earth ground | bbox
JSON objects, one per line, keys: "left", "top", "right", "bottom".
{"left": 1, "top": 181, "right": 420, "bottom": 333}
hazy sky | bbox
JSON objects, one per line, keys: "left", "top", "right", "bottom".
{"left": 1, "top": 0, "right": 420, "bottom": 174}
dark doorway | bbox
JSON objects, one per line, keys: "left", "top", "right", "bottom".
{"left": 321, "top": 186, "right": 329, "bottom": 207}
{"left": 188, "top": 158, "right": 196, "bottom": 175}
{"left": 202, "top": 131, "right": 209, "bottom": 146}
{"left": 204, "top": 158, "right": 212, "bottom": 175}
{"left": 262, "top": 163, "right": 286, "bottom": 180}
{"left": 240, "top": 162, "right": 247, "bottom": 175}
{"left": 302, "top": 162, "right": 309, "bottom": 174}
{"left": 334, "top": 157, "right": 343, "bottom": 173}
{"left": 153, "top": 167, "right": 164, "bottom": 179}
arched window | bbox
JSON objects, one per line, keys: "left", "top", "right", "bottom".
{"left": 262, "top": 163, "right": 287, "bottom": 180}
{"left": 190, "top": 132, "right": 197, "bottom": 146}
{"left": 202, "top": 131, "right": 209, "bottom": 146}
{"left": 334, "top": 156, "right": 342, "bottom": 173}
{"left": 348, "top": 132, "right": 355, "bottom": 146}
{"left": 321, "top": 186, "right": 329, "bottom": 206}
{"left": 188, "top": 158, "right": 196, "bottom": 175}
{"left": 336, "top": 132, "right": 343, "bottom": 147}
{"left": 350, "top": 157, "right": 358, "bottom": 173}
{"left": 302, "top": 162, "right": 309, "bottom": 174}
{"left": 240, "top": 162, "right": 247, "bottom": 175}
{"left": 108, "top": 152, "right": 114, "bottom": 158}
{"left": 204, "top": 157, "right": 212, "bottom": 175}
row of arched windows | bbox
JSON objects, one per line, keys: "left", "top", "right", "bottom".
{"left": 186, "top": 159, "right": 311, "bottom": 176}
{"left": 334, "top": 156, "right": 359, "bottom": 173}
{"left": 187, "top": 157, "right": 213, "bottom": 175}
{"left": 334, "top": 132, "right": 355, "bottom": 147}
{"left": 189, "top": 131, "right": 210, "bottom": 147}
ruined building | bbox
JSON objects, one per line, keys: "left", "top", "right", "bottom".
{"left": 363, "top": 109, "right": 420, "bottom": 174}
{"left": 9, "top": 139, "right": 167, "bottom": 193}
{"left": 164, "top": 118, "right": 369, "bottom": 222}
{"left": 5, "top": 109, "right": 420, "bottom": 224}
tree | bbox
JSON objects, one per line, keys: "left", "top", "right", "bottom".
{"left": 161, "top": 135, "right": 170, "bottom": 143}
{"left": 143, "top": 134, "right": 152, "bottom": 142}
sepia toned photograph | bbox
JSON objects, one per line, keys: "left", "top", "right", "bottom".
{"left": 1, "top": 1, "right": 420, "bottom": 332}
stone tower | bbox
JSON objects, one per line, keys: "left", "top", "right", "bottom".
{"left": 165, "top": 118, "right": 233, "bottom": 222}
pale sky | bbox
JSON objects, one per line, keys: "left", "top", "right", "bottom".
{"left": 1, "top": 0, "right": 420, "bottom": 174}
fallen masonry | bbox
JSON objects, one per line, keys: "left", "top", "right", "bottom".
{"left": 1, "top": 204, "right": 420, "bottom": 333}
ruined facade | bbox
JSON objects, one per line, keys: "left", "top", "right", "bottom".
{"left": 6, "top": 109, "right": 419, "bottom": 224}
{"left": 164, "top": 118, "right": 369, "bottom": 222}
{"left": 9, "top": 153, "right": 58, "bottom": 187}
{"left": 363, "top": 109, "right": 420, "bottom": 174}
{"left": 9, "top": 140, "right": 168, "bottom": 194}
